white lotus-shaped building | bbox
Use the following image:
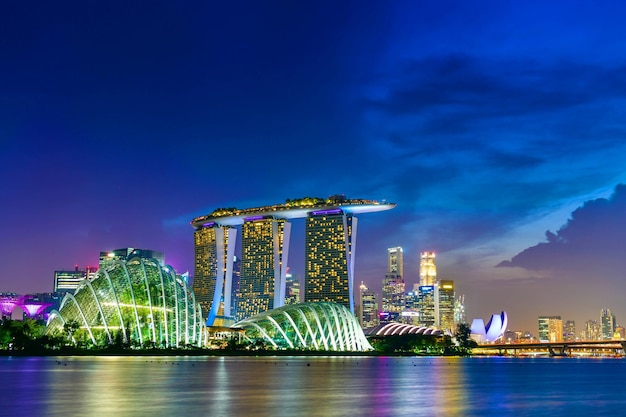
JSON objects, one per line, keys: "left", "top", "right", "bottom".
{"left": 46, "top": 257, "right": 206, "bottom": 347}
{"left": 470, "top": 311, "right": 508, "bottom": 343}
{"left": 233, "top": 302, "right": 372, "bottom": 351}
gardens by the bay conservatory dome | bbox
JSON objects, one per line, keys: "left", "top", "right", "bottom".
{"left": 46, "top": 257, "right": 206, "bottom": 347}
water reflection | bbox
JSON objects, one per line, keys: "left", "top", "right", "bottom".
{"left": 1, "top": 356, "right": 626, "bottom": 416}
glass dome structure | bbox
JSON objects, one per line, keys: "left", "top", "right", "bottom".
{"left": 47, "top": 257, "right": 205, "bottom": 347}
{"left": 233, "top": 302, "right": 372, "bottom": 351}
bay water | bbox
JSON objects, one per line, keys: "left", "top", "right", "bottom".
{"left": 1, "top": 355, "right": 623, "bottom": 416}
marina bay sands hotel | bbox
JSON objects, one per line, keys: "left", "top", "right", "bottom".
{"left": 191, "top": 195, "right": 395, "bottom": 326}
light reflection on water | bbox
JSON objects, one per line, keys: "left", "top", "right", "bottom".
{"left": 1, "top": 356, "right": 625, "bottom": 416}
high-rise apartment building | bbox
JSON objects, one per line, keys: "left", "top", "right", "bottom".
{"left": 304, "top": 209, "right": 355, "bottom": 312}
{"left": 436, "top": 280, "right": 455, "bottom": 332}
{"left": 238, "top": 217, "right": 291, "bottom": 321}
{"left": 419, "top": 252, "right": 436, "bottom": 286}
{"left": 538, "top": 316, "right": 563, "bottom": 342}
{"left": 601, "top": 308, "right": 616, "bottom": 340}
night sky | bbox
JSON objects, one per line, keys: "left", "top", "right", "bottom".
{"left": 2, "top": 2, "right": 626, "bottom": 333}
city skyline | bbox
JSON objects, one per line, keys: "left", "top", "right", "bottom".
{"left": 2, "top": 2, "right": 626, "bottom": 332}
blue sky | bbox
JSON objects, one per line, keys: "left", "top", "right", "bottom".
{"left": 2, "top": 1, "right": 626, "bottom": 332}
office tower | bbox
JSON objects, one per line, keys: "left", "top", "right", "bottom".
{"left": 538, "top": 316, "right": 563, "bottom": 342}
{"left": 614, "top": 325, "right": 625, "bottom": 340}
{"left": 382, "top": 277, "right": 405, "bottom": 314}
{"left": 304, "top": 209, "right": 355, "bottom": 312}
{"left": 238, "top": 217, "right": 291, "bottom": 321}
{"left": 563, "top": 320, "right": 576, "bottom": 341}
{"left": 99, "top": 247, "right": 165, "bottom": 269}
{"left": 436, "top": 280, "right": 455, "bottom": 332}
{"left": 193, "top": 225, "right": 237, "bottom": 326}
{"left": 387, "top": 247, "right": 403, "bottom": 276}
{"left": 418, "top": 285, "right": 436, "bottom": 327}
{"left": 454, "top": 295, "right": 466, "bottom": 325}
{"left": 601, "top": 308, "right": 616, "bottom": 340}
{"left": 419, "top": 252, "right": 436, "bottom": 286}
{"left": 53, "top": 265, "right": 96, "bottom": 294}
{"left": 402, "top": 291, "right": 419, "bottom": 325}
{"left": 285, "top": 272, "right": 301, "bottom": 305}
{"left": 359, "top": 282, "right": 379, "bottom": 328}
{"left": 584, "top": 320, "right": 601, "bottom": 341}
{"left": 382, "top": 247, "right": 405, "bottom": 319}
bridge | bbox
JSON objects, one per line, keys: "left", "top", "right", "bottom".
{"left": 478, "top": 340, "right": 626, "bottom": 357}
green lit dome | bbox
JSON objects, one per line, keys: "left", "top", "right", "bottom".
{"left": 233, "top": 302, "right": 372, "bottom": 352}
{"left": 47, "top": 257, "right": 205, "bottom": 347}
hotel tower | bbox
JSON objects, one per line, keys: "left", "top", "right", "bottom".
{"left": 191, "top": 196, "right": 395, "bottom": 326}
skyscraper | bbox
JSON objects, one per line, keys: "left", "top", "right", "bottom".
{"left": 304, "top": 209, "right": 355, "bottom": 312}
{"left": 419, "top": 252, "right": 436, "bottom": 286}
{"left": 387, "top": 247, "right": 403, "bottom": 276}
{"left": 193, "top": 225, "right": 237, "bottom": 326}
{"left": 454, "top": 295, "right": 466, "bottom": 325}
{"left": 601, "top": 308, "right": 616, "bottom": 340}
{"left": 359, "top": 282, "right": 379, "bottom": 329}
{"left": 418, "top": 285, "right": 436, "bottom": 327}
{"left": 284, "top": 272, "right": 301, "bottom": 305}
{"left": 381, "top": 247, "right": 405, "bottom": 320}
{"left": 191, "top": 197, "right": 395, "bottom": 324}
{"left": 238, "top": 217, "right": 291, "bottom": 321}
{"left": 538, "top": 316, "right": 563, "bottom": 342}
{"left": 436, "top": 280, "right": 455, "bottom": 332}
{"left": 563, "top": 320, "right": 576, "bottom": 341}
{"left": 584, "top": 320, "right": 601, "bottom": 341}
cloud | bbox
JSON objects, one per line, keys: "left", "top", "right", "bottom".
{"left": 497, "top": 183, "right": 626, "bottom": 274}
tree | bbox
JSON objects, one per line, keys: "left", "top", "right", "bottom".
{"left": 455, "top": 322, "right": 478, "bottom": 354}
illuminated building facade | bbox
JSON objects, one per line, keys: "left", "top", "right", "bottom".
{"left": 47, "top": 257, "right": 205, "bottom": 347}
{"left": 381, "top": 247, "right": 405, "bottom": 321}
{"left": 584, "top": 320, "right": 601, "bottom": 341}
{"left": 436, "top": 280, "right": 455, "bottom": 332}
{"left": 538, "top": 315, "right": 563, "bottom": 342}
{"left": 470, "top": 311, "right": 508, "bottom": 343}
{"left": 191, "top": 196, "right": 395, "bottom": 324}
{"left": 234, "top": 302, "right": 372, "bottom": 351}
{"left": 284, "top": 272, "right": 300, "bottom": 305}
{"left": 564, "top": 320, "right": 576, "bottom": 341}
{"left": 454, "top": 295, "right": 466, "bottom": 325}
{"left": 304, "top": 209, "right": 355, "bottom": 312}
{"left": 419, "top": 252, "right": 437, "bottom": 286}
{"left": 238, "top": 217, "right": 290, "bottom": 321}
{"left": 54, "top": 266, "right": 97, "bottom": 294}
{"left": 359, "top": 283, "right": 379, "bottom": 328}
{"left": 193, "top": 224, "right": 237, "bottom": 326}
{"left": 387, "top": 247, "right": 403, "bottom": 276}
{"left": 418, "top": 285, "right": 435, "bottom": 327}
{"left": 601, "top": 308, "right": 615, "bottom": 340}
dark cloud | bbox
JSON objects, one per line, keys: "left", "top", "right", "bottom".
{"left": 498, "top": 184, "right": 626, "bottom": 275}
